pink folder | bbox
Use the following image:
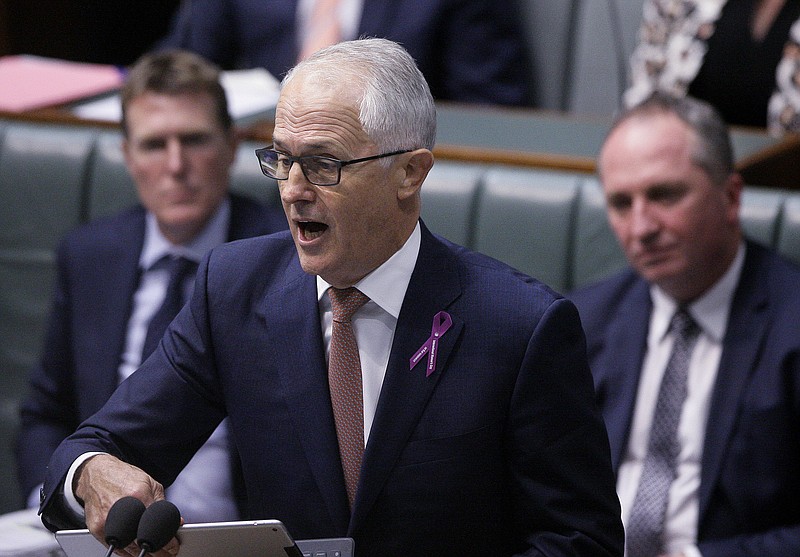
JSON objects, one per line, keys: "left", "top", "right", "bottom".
{"left": 0, "top": 55, "right": 124, "bottom": 112}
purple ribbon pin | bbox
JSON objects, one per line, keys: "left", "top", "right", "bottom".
{"left": 409, "top": 311, "right": 453, "bottom": 376}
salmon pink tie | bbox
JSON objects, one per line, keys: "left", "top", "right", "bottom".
{"left": 298, "top": 0, "right": 342, "bottom": 61}
{"left": 328, "top": 286, "right": 369, "bottom": 508}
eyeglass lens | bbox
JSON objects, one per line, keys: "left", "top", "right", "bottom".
{"left": 259, "top": 151, "right": 340, "bottom": 186}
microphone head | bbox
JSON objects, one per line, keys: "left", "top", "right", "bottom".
{"left": 136, "top": 500, "right": 181, "bottom": 552}
{"left": 104, "top": 496, "right": 146, "bottom": 547}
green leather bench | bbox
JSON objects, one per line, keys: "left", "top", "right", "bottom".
{"left": 2, "top": 119, "right": 800, "bottom": 514}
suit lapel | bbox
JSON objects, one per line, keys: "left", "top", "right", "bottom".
{"left": 699, "top": 246, "right": 769, "bottom": 521}
{"left": 350, "top": 226, "right": 463, "bottom": 532}
{"left": 602, "top": 282, "right": 651, "bottom": 472}
{"left": 91, "top": 211, "right": 145, "bottom": 407}
{"left": 256, "top": 257, "right": 352, "bottom": 532}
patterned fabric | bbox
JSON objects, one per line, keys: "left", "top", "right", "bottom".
{"left": 769, "top": 19, "right": 800, "bottom": 133}
{"left": 625, "top": 0, "right": 800, "bottom": 135}
{"left": 298, "top": 0, "right": 342, "bottom": 61}
{"left": 141, "top": 256, "right": 198, "bottom": 361}
{"left": 328, "top": 286, "right": 370, "bottom": 509}
{"left": 626, "top": 309, "right": 700, "bottom": 557}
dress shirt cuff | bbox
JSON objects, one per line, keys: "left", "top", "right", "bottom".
{"left": 64, "top": 452, "right": 105, "bottom": 517}
{"left": 28, "top": 484, "right": 42, "bottom": 509}
{"left": 683, "top": 544, "right": 703, "bottom": 557}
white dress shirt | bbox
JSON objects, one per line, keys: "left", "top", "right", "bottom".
{"left": 317, "top": 222, "right": 421, "bottom": 444}
{"left": 617, "top": 243, "right": 745, "bottom": 557}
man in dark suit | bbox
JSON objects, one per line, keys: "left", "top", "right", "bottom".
{"left": 38, "top": 38, "right": 622, "bottom": 557}
{"left": 15, "top": 49, "right": 286, "bottom": 522}
{"left": 157, "top": 0, "right": 531, "bottom": 106}
{"left": 569, "top": 94, "right": 800, "bottom": 557}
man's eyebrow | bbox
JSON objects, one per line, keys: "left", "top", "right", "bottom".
{"left": 272, "top": 138, "right": 337, "bottom": 153}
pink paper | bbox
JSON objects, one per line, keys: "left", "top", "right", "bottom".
{"left": 0, "top": 55, "right": 124, "bottom": 112}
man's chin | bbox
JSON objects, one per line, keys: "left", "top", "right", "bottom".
{"left": 157, "top": 212, "right": 208, "bottom": 243}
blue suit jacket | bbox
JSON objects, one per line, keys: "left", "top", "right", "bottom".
{"left": 569, "top": 241, "right": 800, "bottom": 557}
{"left": 16, "top": 194, "right": 287, "bottom": 506}
{"left": 158, "top": 0, "right": 531, "bottom": 106}
{"left": 40, "top": 223, "right": 622, "bottom": 557}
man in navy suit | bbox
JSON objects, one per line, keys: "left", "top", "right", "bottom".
{"left": 15, "top": 50, "right": 286, "bottom": 522}
{"left": 39, "top": 38, "right": 622, "bottom": 557}
{"left": 157, "top": 0, "right": 531, "bottom": 106}
{"left": 569, "top": 94, "right": 800, "bottom": 557}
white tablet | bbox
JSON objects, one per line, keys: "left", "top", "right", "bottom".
{"left": 56, "top": 519, "right": 304, "bottom": 557}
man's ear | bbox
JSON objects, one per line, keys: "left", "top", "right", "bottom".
{"left": 725, "top": 172, "right": 744, "bottom": 225}
{"left": 397, "top": 149, "right": 434, "bottom": 201}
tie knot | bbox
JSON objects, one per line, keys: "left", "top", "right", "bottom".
{"left": 671, "top": 308, "right": 699, "bottom": 340}
{"left": 173, "top": 254, "right": 197, "bottom": 271}
{"left": 329, "top": 287, "right": 369, "bottom": 323}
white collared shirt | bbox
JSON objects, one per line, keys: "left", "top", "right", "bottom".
{"left": 118, "top": 199, "right": 230, "bottom": 382}
{"left": 617, "top": 242, "right": 745, "bottom": 557}
{"left": 317, "top": 222, "right": 421, "bottom": 445}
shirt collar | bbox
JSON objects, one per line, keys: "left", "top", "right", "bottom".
{"left": 649, "top": 241, "right": 746, "bottom": 344}
{"left": 139, "top": 197, "right": 231, "bottom": 270}
{"left": 317, "top": 221, "right": 422, "bottom": 319}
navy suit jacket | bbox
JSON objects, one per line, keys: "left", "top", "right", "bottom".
{"left": 158, "top": 0, "right": 531, "bottom": 106}
{"left": 40, "top": 223, "right": 623, "bottom": 557}
{"left": 569, "top": 240, "right": 800, "bottom": 557}
{"left": 16, "top": 194, "right": 287, "bottom": 505}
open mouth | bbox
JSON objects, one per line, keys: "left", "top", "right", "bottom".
{"left": 298, "top": 220, "right": 329, "bottom": 240}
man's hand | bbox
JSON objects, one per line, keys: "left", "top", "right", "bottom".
{"left": 74, "top": 454, "right": 180, "bottom": 556}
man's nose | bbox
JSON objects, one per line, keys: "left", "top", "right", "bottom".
{"left": 630, "top": 199, "right": 659, "bottom": 239}
{"left": 165, "top": 138, "right": 186, "bottom": 173}
{"left": 279, "top": 161, "right": 315, "bottom": 203}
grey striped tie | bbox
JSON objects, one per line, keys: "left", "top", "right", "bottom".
{"left": 626, "top": 308, "right": 700, "bottom": 557}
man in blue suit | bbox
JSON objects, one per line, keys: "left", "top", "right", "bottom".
{"left": 16, "top": 50, "right": 287, "bottom": 522}
{"left": 39, "top": 38, "right": 622, "bottom": 557}
{"left": 157, "top": 0, "right": 531, "bottom": 106}
{"left": 569, "top": 94, "right": 800, "bottom": 557}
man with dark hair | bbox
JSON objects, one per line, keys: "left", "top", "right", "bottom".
{"left": 16, "top": 49, "right": 287, "bottom": 522}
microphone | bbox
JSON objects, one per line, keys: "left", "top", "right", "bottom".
{"left": 103, "top": 496, "right": 146, "bottom": 557}
{"left": 135, "top": 500, "right": 182, "bottom": 557}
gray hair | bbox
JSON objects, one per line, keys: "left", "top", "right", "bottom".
{"left": 605, "top": 93, "right": 734, "bottom": 185}
{"left": 282, "top": 37, "right": 437, "bottom": 153}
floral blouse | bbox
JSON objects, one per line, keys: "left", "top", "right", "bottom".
{"left": 624, "top": 0, "right": 800, "bottom": 135}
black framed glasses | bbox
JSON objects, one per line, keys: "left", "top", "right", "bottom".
{"left": 254, "top": 145, "right": 412, "bottom": 186}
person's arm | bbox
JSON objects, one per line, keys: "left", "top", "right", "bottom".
{"left": 510, "top": 297, "right": 624, "bottom": 556}
{"left": 40, "top": 250, "right": 222, "bottom": 536}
